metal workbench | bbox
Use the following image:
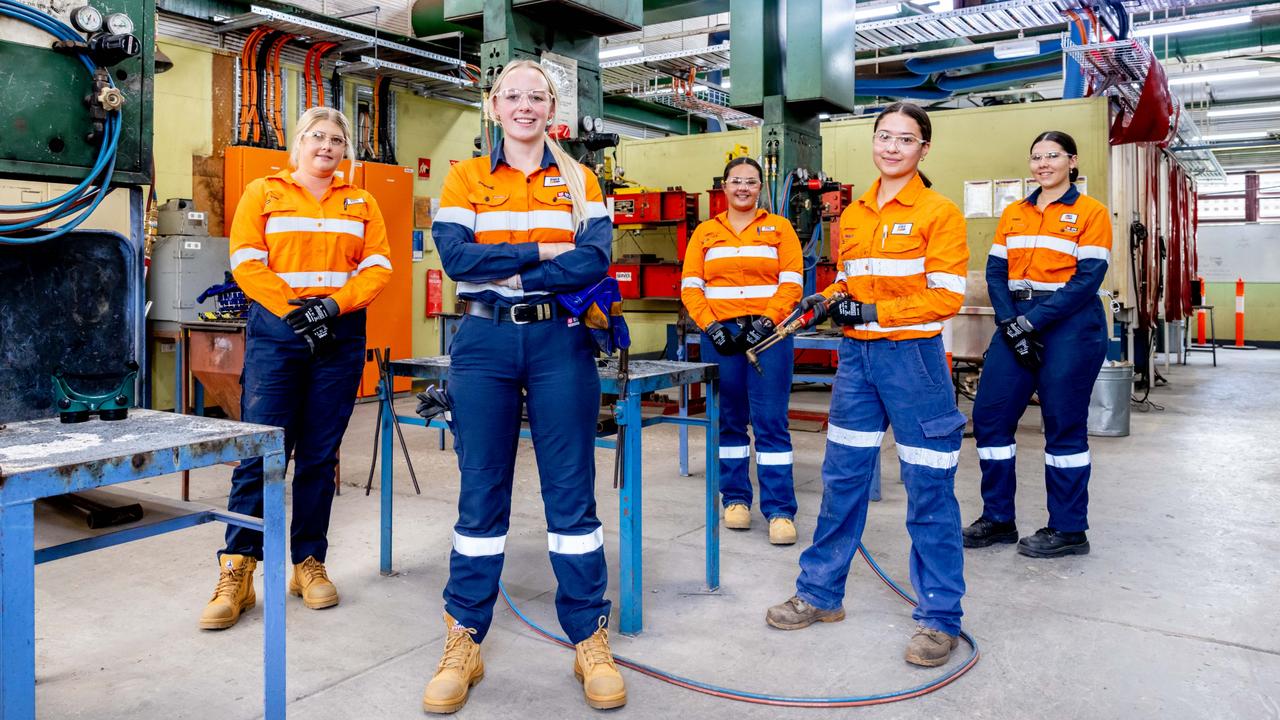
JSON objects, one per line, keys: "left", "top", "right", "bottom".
{"left": 0, "top": 410, "right": 287, "bottom": 719}
{"left": 382, "top": 356, "right": 720, "bottom": 636}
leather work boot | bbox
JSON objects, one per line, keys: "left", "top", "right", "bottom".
{"left": 1018, "top": 527, "right": 1090, "bottom": 558}
{"left": 765, "top": 596, "right": 845, "bottom": 630}
{"left": 289, "top": 556, "right": 340, "bottom": 609}
{"left": 905, "top": 625, "right": 959, "bottom": 667}
{"left": 768, "top": 517, "right": 797, "bottom": 545}
{"left": 423, "top": 614, "right": 484, "bottom": 714}
{"left": 574, "top": 622, "right": 626, "bottom": 710}
{"left": 962, "top": 517, "right": 1019, "bottom": 548}
{"left": 199, "top": 554, "right": 257, "bottom": 630}
{"left": 724, "top": 503, "right": 751, "bottom": 530}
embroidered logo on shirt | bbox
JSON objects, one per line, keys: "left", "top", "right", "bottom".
{"left": 567, "top": 317, "right": 580, "bottom": 327}
{"left": 1062, "top": 226, "right": 1079, "bottom": 234}
{"left": 544, "top": 176, "right": 567, "bottom": 187}
{"left": 1061, "top": 213, "right": 1079, "bottom": 223}
{"left": 263, "top": 191, "right": 282, "bottom": 209}
{"left": 891, "top": 223, "right": 913, "bottom": 235}
{"left": 556, "top": 191, "right": 572, "bottom": 202}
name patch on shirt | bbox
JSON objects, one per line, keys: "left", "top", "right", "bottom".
{"left": 890, "top": 223, "right": 913, "bottom": 235}
{"left": 343, "top": 197, "right": 366, "bottom": 210}
{"left": 759, "top": 225, "right": 776, "bottom": 232}
{"left": 543, "top": 176, "right": 567, "bottom": 187}
{"left": 1060, "top": 213, "right": 1078, "bottom": 223}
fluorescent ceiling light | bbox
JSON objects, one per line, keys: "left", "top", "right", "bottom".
{"left": 1132, "top": 13, "right": 1251, "bottom": 38}
{"left": 993, "top": 39, "right": 1041, "bottom": 60}
{"left": 1201, "top": 131, "right": 1269, "bottom": 141}
{"left": 721, "top": 79, "right": 731, "bottom": 89}
{"left": 855, "top": 3, "right": 902, "bottom": 21}
{"left": 1206, "top": 104, "right": 1280, "bottom": 118}
{"left": 1167, "top": 70, "right": 1260, "bottom": 86}
{"left": 599, "top": 45, "right": 642, "bottom": 60}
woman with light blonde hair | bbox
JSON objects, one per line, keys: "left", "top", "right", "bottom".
{"left": 421, "top": 59, "right": 623, "bottom": 713}
{"left": 200, "top": 105, "right": 391, "bottom": 631}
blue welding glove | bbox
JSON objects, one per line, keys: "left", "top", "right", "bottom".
{"left": 284, "top": 297, "right": 340, "bottom": 334}
{"left": 741, "top": 316, "right": 775, "bottom": 349}
{"left": 829, "top": 299, "right": 865, "bottom": 327}
{"left": 797, "top": 293, "right": 829, "bottom": 329}
{"left": 705, "top": 321, "right": 741, "bottom": 355}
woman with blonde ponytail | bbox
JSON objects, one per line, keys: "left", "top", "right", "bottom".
{"left": 422, "top": 59, "right": 623, "bottom": 714}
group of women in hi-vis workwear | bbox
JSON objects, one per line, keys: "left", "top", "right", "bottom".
{"left": 201, "top": 54, "right": 1112, "bottom": 711}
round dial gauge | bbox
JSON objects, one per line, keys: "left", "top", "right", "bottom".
{"left": 104, "top": 12, "right": 134, "bottom": 35}
{"left": 581, "top": 115, "right": 595, "bottom": 133}
{"left": 593, "top": 116, "right": 605, "bottom": 133}
{"left": 71, "top": 5, "right": 103, "bottom": 33}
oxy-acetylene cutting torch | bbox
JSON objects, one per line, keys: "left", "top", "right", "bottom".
{"left": 745, "top": 292, "right": 848, "bottom": 374}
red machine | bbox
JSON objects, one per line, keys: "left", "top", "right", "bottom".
{"left": 607, "top": 189, "right": 699, "bottom": 300}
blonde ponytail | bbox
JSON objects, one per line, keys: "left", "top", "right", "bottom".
{"left": 489, "top": 59, "right": 589, "bottom": 230}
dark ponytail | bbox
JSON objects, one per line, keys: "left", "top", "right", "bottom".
{"left": 1030, "top": 130, "right": 1080, "bottom": 182}
{"left": 723, "top": 156, "right": 764, "bottom": 182}
{"left": 875, "top": 102, "right": 933, "bottom": 187}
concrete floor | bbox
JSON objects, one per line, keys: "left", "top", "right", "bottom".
{"left": 31, "top": 349, "right": 1280, "bottom": 719}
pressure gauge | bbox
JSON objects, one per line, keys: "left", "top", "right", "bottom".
{"left": 581, "top": 115, "right": 595, "bottom": 133}
{"left": 593, "top": 116, "right": 604, "bottom": 133}
{"left": 103, "top": 12, "right": 134, "bottom": 35}
{"left": 70, "top": 5, "right": 103, "bottom": 33}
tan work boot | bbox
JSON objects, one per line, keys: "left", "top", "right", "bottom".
{"left": 199, "top": 554, "right": 256, "bottom": 630}
{"left": 765, "top": 596, "right": 845, "bottom": 630}
{"left": 769, "top": 517, "right": 797, "bottom": 545}
{"left": 289, "top": 556, "right": 339, "bottom": 609}
{"left": 574, "top": 622, "right": 626, "bottom": 710}
{"left": 724, "top": 503, "right": 751, "bottom": 530}
{"left": 905, "top": 626, "right": 959, "bottom": 667}
{"left": 423, "top": 614, "right": 484, "bottom": 714}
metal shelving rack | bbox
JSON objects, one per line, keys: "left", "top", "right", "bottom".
{"left": 855, "top": 0, "right": 1093, "bottom": 50}
{"left": 1063, "top": 36, "right": 1226, "bottom": 180}
{"left": 601, "top": 42, "right": 760, "bottom": 128}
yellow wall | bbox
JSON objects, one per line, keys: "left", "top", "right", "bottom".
{"left": 153, "top": 40, "right": 215, "bottom": 202}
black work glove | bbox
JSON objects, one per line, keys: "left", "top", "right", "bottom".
{"left": 1000, "top": 316, "right": 1042, "bottom": 370}
{"left": 829, "top": 299, "right": 865, "bottom": 327}
{"left": 415, "top": 385, "right": 452, "bottom": 423}
{"left": 284, "top": 297, "right": 340, "bottom": 333}
{"left": 705, "top": 321, "right": 741, "bottom": 356}
{"left": 299, "top": 320, "right": 338, "bottom": 355}
{"left": 740, "top": 316, "right": 775, "bottom": 349}
{"left": 796, "top": 293, "right": 829, "bottom": 329}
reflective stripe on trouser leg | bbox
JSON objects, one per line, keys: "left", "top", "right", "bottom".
{"left": 872, "top": 336, "right": 966, "bottom": 636}
{"left": 796, "top": 339, "right": 885, "bottom": 610}
{"left": 703, "top": 329, "right": 753, "bottom": 509}
{"left": 971, "top": 329, "right": 1037, "bottom": 524}
{"left": 442, "top": 316, "right": 523, "bottom": 642}
{"left": 525, "top": 320, "right": 611, "bottom": 644}
{"left": 750, "top": 334, "right": 797, "bottom": 519}
{"left": 1038, "top": 304, "right": 1107, "bottom": 533}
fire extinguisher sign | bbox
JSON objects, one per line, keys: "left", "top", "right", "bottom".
{"left": 426, "top": 269, "right": 443, "bottom": 317}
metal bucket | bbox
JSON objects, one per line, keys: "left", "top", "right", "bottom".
{"left": 1087, "top": 364, "right": 1133, "bottom": 437}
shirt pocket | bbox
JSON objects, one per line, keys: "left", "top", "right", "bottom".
{"left": 880, "top": 225, "right": 924, "bottom": 255}
{"left": 467, "top": 191, "right": 512, "bottom": 242}
{"left": 533, "top": 184, "right": 574, "bottom": 208}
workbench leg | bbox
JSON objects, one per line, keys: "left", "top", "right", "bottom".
{"left": 0, "top": 501, "right": 36, "bottom": 718}
{"left": 261, "top": 451, "right": 287, "bottom": 720}
{"left": 618, "top": 393, "right": 644, "bottom": 636}
{"left": 678, "top": 384, "right": 690, "bottom": 477}
{"left": 379, "top": 383, "right": 395, "bottom": 576}
{"left": 704, "top": 378, "right": 720, "bottom": 592}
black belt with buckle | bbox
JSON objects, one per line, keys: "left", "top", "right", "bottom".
{"left": 1011, "top": 289, "right": 1056, "bottom": 301}
{"left": 466, "top": 301, "right": 558, "bottom": 324}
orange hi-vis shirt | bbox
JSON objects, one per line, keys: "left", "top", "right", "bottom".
{"left": 987, "top": 184, "right": 1112, "bottom": 328}
{"left": 681, "top": 209, "right": 804, "bottom": 327}
{"left": 229, "top": 169, "right": 392, "bottom": 318}
{"left": 822, "top": 173, "right": 968, "bottom": 341}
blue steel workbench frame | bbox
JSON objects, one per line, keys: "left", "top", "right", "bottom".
{"left": 380, "top": 357, "right": 720, "bottom": 636}
{"left": 0, "top": 410, "right": 287, "bottom": 719}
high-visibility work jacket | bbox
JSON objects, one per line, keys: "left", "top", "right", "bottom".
{"left": 431, "top": 143, "right": 612, "bottom": 307}
{"left": 681, "top": 209, "right": 804, "bottom": 327}
{"left": 822, "top": 173, "right": 968, "bottom": 341}
{"left": 987, "top": 184, "right": 1113, "bottom": 328}
{"left": 229, "top": 169, "right": 392, "bottom": 318}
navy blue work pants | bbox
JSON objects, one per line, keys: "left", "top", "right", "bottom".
{"left": 796, "top": 335, "right": 967, "bottom": 636}
{"left": 222, "top": 303, "right": 366, "bottom": 565}
{"left": 971, "top": 297, "right": 1108, "bottom": 532}
{"left": 442, "top": 313, "right": 609, "bottom": 645}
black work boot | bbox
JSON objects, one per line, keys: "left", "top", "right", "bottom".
{"left": 962, "top": 517, "right": 1019, "bottom": 548}
{"left": 1017, "top": 527, "right": 1089, "bottom": 558}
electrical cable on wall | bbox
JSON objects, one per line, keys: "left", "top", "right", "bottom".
{"left": 0, "top": 0, "right": 122, "bottom": 244}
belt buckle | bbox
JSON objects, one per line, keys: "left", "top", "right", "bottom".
{"left": 509, "top": 303, "right": 531, "bottom": 325}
